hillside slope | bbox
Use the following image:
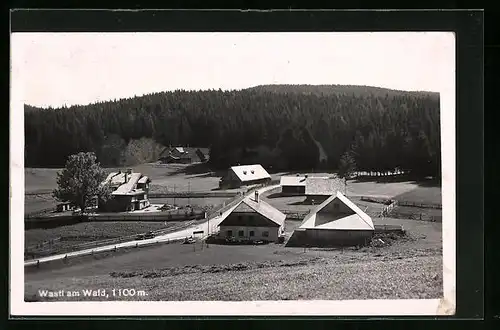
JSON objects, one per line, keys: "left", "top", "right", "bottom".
{"left": 246, "top": 84, "right": 440, "bottom": 99}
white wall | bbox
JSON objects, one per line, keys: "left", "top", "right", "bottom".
{"left": 219, "top": 225, "right": 282, "bottom": 242}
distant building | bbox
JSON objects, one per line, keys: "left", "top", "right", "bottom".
{"left": 304, "top": 177, "right": 346, "bottom": 204}
{"left": 100, "top": 169, "right": 151, "bottom": 212}
{"left": 217, "top": 191, "right": 286, "bottom": 243}
{"left": 219, "top": 164, "right": 271, "bottom": 189}
{"left": 288, "top": 191, "right": 374, "bottom": 247}
{"left": 56, "top": 202, "right": 73, "bottom": 213}
{"left": 159, "top": 146, "right": 209, "bottom": 164}
{"left": 280, "top": 175, "right": 307, "bottom": 196}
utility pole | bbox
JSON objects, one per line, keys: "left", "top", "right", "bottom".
{"left": 188, "top": 181, "right": 191, "bottom": 206}
{"left": 173, "top": 184, "right": 176, "bottom": 206}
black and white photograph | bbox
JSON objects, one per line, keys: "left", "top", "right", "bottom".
{"left": 10, "top": 30, "right": 456, "bottom": 316}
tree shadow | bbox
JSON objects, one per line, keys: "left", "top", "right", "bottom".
{"left": 288, "top": 198, "right": 312, "bottom": 206}
{"left": 163, "top": 162, "right": 223, "bottom": 178}
{"left": 266, "top": 192, "right": 284, "bottom": 199}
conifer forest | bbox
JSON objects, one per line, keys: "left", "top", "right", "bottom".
{"left": 24, "top": 85, "right": 441, "bottom": 179}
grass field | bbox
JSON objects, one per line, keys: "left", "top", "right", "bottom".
{"left": 393, "top": 185, "right": 442, "bottom": 205}
{"left": 25, "top": 163, "right": 227, "bottom": 195}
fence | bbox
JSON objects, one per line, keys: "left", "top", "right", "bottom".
{"left": 25, "top": 220, "right": 200, "bottom": 261}
{"left": 374, "top": 224, "right": 405, "bottom": 232}
{"left": 396, "top": 200, "right": 442, "bottom": 209}
{"left": 380, "top": 201, "right": 398, "bottom": 217}
{"left": 149, "top": 192, "right": 239, "bottom": 198}
{"left": 387, "top": 210, "right": 442, "bottom": 222}
{"left": 26, "top": 237, "right": 62, "bottom": 251}
{"left": 282, "top": 210, "right": 309, "bottom": 220}
{"left": 25, "top": 235, "right": 194, "bottom": 268}
{"left": 25, "top": 207, "right": 57, "bottom": 218}
{"left": 87, "top": 210, "right": 206, "bottom": 222}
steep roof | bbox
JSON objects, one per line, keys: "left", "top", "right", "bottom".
{"left": 221, "top": 196, "right": 286, "bottom": 227}
{"left": 305, "top": 177, "right": 345, "bottom": 196}
{"left": 280, "top": 176, "right": 307, "bottom": 187}
{"left": 112, "top": 172, "right": 143, "bottom": 195}
{"left": 102, "top": 171, "right": 149, "bottom": 196}
{"left": 299, "top": 191, "right": 374, "bottom": 230}
{"left": 230, "top": 164, "right": 271, "bottom": 182}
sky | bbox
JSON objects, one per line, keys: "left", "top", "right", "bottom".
{"left": 11, "top": 32, "right": 455, "bottom": 108}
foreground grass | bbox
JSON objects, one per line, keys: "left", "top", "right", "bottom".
{"left": 25, "top": 254, "right": 442, "bottom": 301}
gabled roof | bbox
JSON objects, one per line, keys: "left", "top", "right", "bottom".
{"left": 280, "top": 176, "right": 307, "bottom": 187}
{"left": 305, "top": 177, "right": 345, "bottom": 196}
{"left": 221, "top": 196, "right": 286, "bottom": 227}
{"left": 230, "top": 164, "right": 271, "bottom": 182}
{"left": 102, "top": 171, "right": 150, "bottom": 196}
{"left": 112, "top": 172, "right": 143, "bottom": 195}
{"left": 299, "top": 191, "right": 374, "bottom": 230}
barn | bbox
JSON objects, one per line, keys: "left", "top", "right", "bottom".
{"left": 280, "top": 175, "right": 307, "bottom": 196}
{"left": 304, "top": 177, "right": 346, "bottom": 204}
{"left": 287, "top": 191, "right": 374, "bottom": 247}
{"left": 217, "top": 191, "right": 286, "bottom": 243}
{"left": 219, "top": 164, "right": 271, "bottom": 189}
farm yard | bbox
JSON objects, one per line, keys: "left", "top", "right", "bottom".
{"left": 25, "top": 215, "right": 442, "bottom": 301}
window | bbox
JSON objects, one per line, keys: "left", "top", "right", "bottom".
{"left": 226, "top": 230, "right": 233, "bottom": 237}
{"left": 262, "top": 231, "right": 269, "bottom": 237}
{"left": 238, "top": 230, "right": 244, "bottom": 237}
{"left": 333, "top": 203, "right": 340, "bottom": 210}
{"left": 249, "top": 231, "right": 255, "bottom": 237}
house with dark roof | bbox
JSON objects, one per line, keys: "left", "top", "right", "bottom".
{"left": 287, "top": 191, "right": 374, "bottom": 247}
{"left": 100, "top": 169, "right": 151, "bottom": 212}
{"left": 159, "top": 146, "right": 209, "bottom": 164}
{"left": 219, "top": 164, "right": 271, "bottom": 189}
{"left": 304, "top": 177, "right": 346, "bottom": 204}
{"left": 217, "top": 191, "right": 286, "bottom": 243}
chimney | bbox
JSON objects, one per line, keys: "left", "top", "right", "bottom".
{"left": 254, "top": 191, "right": 259, "bottom": 203}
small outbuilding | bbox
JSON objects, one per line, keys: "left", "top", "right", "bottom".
{"left": 217, "top": 191, "right": 286, "bottom": 243}
{"left": 56, "top": 202, "right": 73, "bottom": 213}
{"left": 219, "top": 164, "right": 271, "bottom": 189}
{"left": 287, "top": 191, "right": 374, "bottom": 247}
{"left": 304, "top": 177, "right": 346, "bottom": 204}
{"left": 280, "top": 175, "right": 307, "bottom": 196}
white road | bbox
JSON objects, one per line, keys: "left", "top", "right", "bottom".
{"left": 25, "top": 185, "right": 279, "bottom": 267}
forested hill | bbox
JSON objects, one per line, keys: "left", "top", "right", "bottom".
{"left": 24, "top": 85, "right": 441, "bottom": 178}
{"left": 246, "top": 84, "right": 440, "bottom": 99}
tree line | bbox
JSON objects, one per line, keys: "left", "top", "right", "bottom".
{"left": 25, "top": 85, "right": 441, "bottom": 178}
